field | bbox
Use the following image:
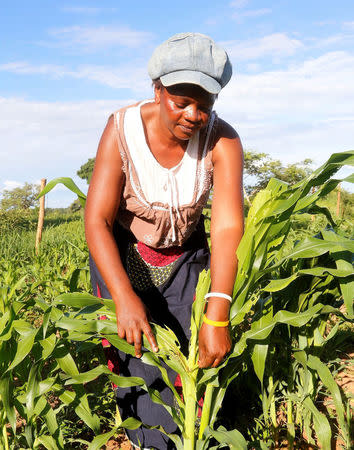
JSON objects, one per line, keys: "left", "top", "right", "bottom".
{"left": 1, "top": 155, "right": 353, "bottom": 449}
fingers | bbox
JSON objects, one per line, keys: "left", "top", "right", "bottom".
{"left": 133, "top": 329, "right": 142, "bottom": 358}
{"left": 117, "top": 324, "right": 125, "bottom": 340}
{"left": 142, "top": 323, "right": 158, "bottom": 353}
{"left": 117, "top": 320, "right": 158, "bottom": 358}
{"left": 198, "top": 347, "right": 228, "bottom": 369}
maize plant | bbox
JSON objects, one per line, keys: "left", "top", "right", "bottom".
{"left": 1, "top": 151, "right": 353, "bottom": 449}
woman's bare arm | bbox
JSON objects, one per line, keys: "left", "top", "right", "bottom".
{"left": 85, "top": 116, "right": 158, "bottom": 357}
{"left": 198, "top": 119, "right": 244, "bottom": 368}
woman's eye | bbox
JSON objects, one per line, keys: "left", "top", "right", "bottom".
{"left": 175, "top": 103, "right": 187, "bottom": 109}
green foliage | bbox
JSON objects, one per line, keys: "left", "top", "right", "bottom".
{"left": 77, "top": 157, "right": 96, "bottom": 184}
{"left": 0, "top": 182, "right": 40, "bottom": 211}
{"left": 244, "top": 150, "right": 313, "bottom": 194}
{"left": 1, "top": 151, "right": 353, "bottom": 449}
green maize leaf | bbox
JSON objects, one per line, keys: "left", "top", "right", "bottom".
{"left": 305, "top": 205, "right": 336, "bottom": 228}
{"left": 142, "top": 352, "right": 185, "bottom": 409}
{"left": 121, "top": 416, "right": 152, "bottom": 429}
{"left": 102, "top": 334, "right": 136, "bottom": 356}
{"left": 74, "top": 303, "right": 112, "bottom": 318}
{"left": 55, "top": 292, "right": 114, "bottom": 311}
{"left": 33, "top": 396, "right": 63, "bottom": 446}
{"left": 26, "top": 364, "right": 39, "bottom": 420}
{"left": 273, "top": 304, "right": 324, "bottom": 326}
{"left": 209, "top": 425, "right": 248, "bottom": 449}
{"left": 86, "top": 428, "right": 118, "bottom": 450}
{"left": 39, "top": 333, "right": 57, "bottom": 360}
{"left": 323, "top": 321, "right": 340, "bottom": 344}
{"left": 0, "top": 310, "right": 10, "bottom": 334}
{"left": 190, "top": 269, "right": 211, "bottom": 364}
{"left": 7, "top": 327, "right": 37, "bottom": 371}
{"left": 300, "top": 151, "right": 354, "bottom": 188}
{"left": 307, "top": 355, "right": 349, "bottom": 445}
{"left": 251, "top": 343, "right": 269, "bottom": 387}
{"left": 8, "top": 275, "right": 27, "bottom": 299}
{"left": 34, "top": 435, "right": 59, "bottom": 450}
{"left": 0, "top": 376, "right": 16, "bottom": 432}
{"left": 11, "top": 319, "right": 33, "bottom": 334}
{"left": 59, "top": 389, "right": 100, "bottom": 433}
{"left": 264, "top": 274, "right": 298, "bottom": 292}
{"left": 115, "top": 416, "right": 183, "bottom": 449}
{"left": 265, "top": 188, "right": 303, "bottom": 217}
{"left": 38, "top": 177, "right": 87, "bottom": 207}
{"left": 203, "top": 362, "right": 242, "bottom": 430}
{"left": 38, "top": 377, "right": 56, "bottom": 396}
{"left": 64, "top": 364, "right": 144, "bottom": 386}
{"left": 299, "top": 267, "right": 353, "bottom": 278}
{"left": 251, "top": 297, "right": 272, "bottom": 386}
{"left": 66, "top": 331, "right": 97, "bottom": 341}
{"left": 284, "top": 236, "right": 354, "bottom": 260}
{"left": 147, "top": 325, "right": 189, "bottom": 374}
{"left": 303, "top": 396, "right": 331, "bottom": 449}
{"left": 321, "top": 230, "right": 354, "bottom": 316}
{"left": 56, "top": 348, "right": 80, "bottom": 376}
{"left": 56, "top": 316, "right": 116, "bottom": 334}
{"left": 63, "top": 364, "right": 183, "bottom": 428}
{"left": 69, "top": 268, "right": 81, "bottom": 292}
{"left": 229, "top": 304, "right": 324, "bottom": 358}
{"left": 41, "top": 306, "right": 52, "bottom": 339}
{"left": 264, "top": 265, "right": 353, "bottom": 292}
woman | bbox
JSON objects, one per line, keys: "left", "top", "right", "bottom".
{"left": 85, "top": 32, "right": 244, "bottom": 449}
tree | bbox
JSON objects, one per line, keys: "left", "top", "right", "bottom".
{"left": 0, "top": 182, "right": 40, "bottom": 211}
{"left": 77, "top": 158, "right": 95, "bottom": 184}
{"left": 244, "top": 150, "right": 312, "bottom": 195}
{"left": 69, "top": 198, "right": 82, "bottom": 212}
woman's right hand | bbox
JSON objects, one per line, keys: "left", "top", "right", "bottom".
{"left": 114, "top": 294, "right": 159, "bottom": 358}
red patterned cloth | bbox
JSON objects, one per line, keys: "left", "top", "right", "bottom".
{"left": 137, "top": 242, "right": 184, "bottom": 266}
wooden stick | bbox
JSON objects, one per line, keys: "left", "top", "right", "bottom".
{"left": 336, "top": 183, "right": 341, "bottom": 217}
{"left": 35, "top": 178, "right": 47, "bottom": 255}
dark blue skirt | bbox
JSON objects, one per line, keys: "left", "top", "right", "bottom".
{"left": 89, "top": 218, "right": 210, "bottom": 449}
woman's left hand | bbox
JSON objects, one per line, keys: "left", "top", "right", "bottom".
{"left": 198, "top": 322, "right": 232, "bottom": 368}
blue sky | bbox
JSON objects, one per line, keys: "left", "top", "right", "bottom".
{"left": 1, "top": 0, "right": 353, "bottom": 206}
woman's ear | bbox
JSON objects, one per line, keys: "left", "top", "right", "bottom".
{"left": 154, "top": 84, "right": 162, "bottom": 104}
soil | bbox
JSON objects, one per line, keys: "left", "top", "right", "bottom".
{"left": 106, "top": 434, "right": 131, "bottom": 449}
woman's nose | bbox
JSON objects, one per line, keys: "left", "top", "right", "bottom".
{"left": 184, "top": 105, "right": 200, "bottom": 123}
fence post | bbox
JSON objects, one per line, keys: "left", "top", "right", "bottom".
{"left": 35, "top": 178, "right": 47, "bottom": 255}
{"left": 336, "top": 183, "right": 341, "bottom": 217}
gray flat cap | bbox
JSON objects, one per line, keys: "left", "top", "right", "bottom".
{"left": 148, "top": 32, "right": 232, "bottom": 94}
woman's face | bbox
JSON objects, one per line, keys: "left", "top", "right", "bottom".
{"left": 155, "top": 83, "right": 216, "bottom": 141}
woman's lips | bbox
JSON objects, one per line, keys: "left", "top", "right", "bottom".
{"left": 178, "top": 124, "right": 197, "bottom": 134}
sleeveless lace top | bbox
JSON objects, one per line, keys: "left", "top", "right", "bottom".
{"left": 113, "top": 100, "right": 217, "bottom": 248}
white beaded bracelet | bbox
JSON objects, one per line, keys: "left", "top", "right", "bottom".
{"left": 204, "top": 292, "right": 232, "bottom": 303}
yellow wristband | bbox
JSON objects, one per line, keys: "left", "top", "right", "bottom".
{"left": 203, "top": 315, "right": 230, "bottom": 327}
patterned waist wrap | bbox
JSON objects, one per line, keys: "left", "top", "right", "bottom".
{"left": 127, "top": 242, "right": 184, "bottom": 291}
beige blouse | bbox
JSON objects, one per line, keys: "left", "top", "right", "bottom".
{"left": 113, "top": 101, "right": 217, "bottom": 249}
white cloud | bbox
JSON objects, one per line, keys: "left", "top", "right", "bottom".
{"left": 1, "top": 48, "right": 354, "bottom": 206}
{"left": 229, "top": 0, "right": 249, "bottom": 8}
{"left": 1, "top": 180, "right": 24, "bottom": 192}
{"left": 0, "top": 97, "right": 134, "bottom": 206}
{"left": 61, "top": 7, "right": 105, "bottom": 14}
{"left": 232, "top": 8, "right": 271, "bottom": 21}
{"left": 343, "top": 21, "right": 354, "bottom": 30}
{"left": 215, "top": 50, "right": 354, "bottom": 168}
{"left": 46, "top": 25, "right": 155, "bottom": 51}
{"left": 0, "top": 61, "right": 151, "bottom": 93}
{"left": 223, "top": 33, "right": 303, "bottom": 61}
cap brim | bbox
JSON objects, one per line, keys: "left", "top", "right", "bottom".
{"left": 160, "top": 70, "right": 221, "bottom": 94}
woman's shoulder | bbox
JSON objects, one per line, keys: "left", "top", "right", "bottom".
{"left": 113, "top": 99, "right": 154, "bottom": 116}
{"left": 210, "top": 115, "right": 243, "bottom": 165}
{"left": 213, "top": 116, "right": 239, "bottom": 142}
